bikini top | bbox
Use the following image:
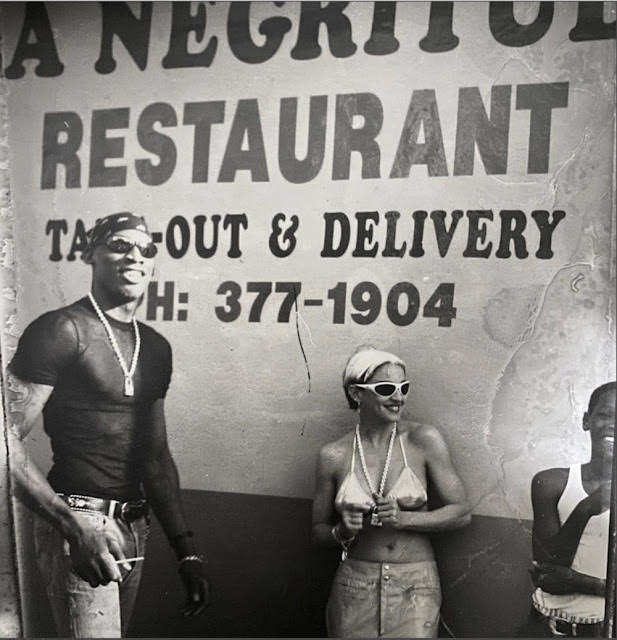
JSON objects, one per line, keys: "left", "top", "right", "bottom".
{"left": 334, "top": 431, "right": 428, "bottom": 513}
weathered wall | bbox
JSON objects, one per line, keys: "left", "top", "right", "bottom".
{"left": 0, "top": 2, "right": 614, "bottom": 636}
{"left": 0, "top": 61, "right": 22, "bottom": 638}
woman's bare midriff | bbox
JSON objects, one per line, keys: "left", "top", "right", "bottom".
{"left": 347, "top": 524, "right": 434, "bottom": 563}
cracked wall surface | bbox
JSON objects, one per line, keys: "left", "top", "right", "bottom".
{"left": 0, "top": 1, "right": 614, "bottom": 521}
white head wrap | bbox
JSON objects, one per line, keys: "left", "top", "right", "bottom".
{"left": 343, "top": 347, "right": 406, "bottom": 395}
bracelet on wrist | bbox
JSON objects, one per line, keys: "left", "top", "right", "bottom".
{"left": 178, "top": 554, "right": 206, "bottom": 568}
{"left": 331, "top": 523, "right": 356, "bottom": 547}
{"left": 331, "top": 524, "right": 356, "bottom": 562}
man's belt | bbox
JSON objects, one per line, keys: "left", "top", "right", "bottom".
{"left": 549, "top": 617, "right": 603, "bottom": 637}
{"left": 58, "top": 493, "right": 148, "bottom": 522}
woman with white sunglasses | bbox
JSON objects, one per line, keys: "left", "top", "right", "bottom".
{"left": 312, "top": 346, "right": 471, "bottom": 637}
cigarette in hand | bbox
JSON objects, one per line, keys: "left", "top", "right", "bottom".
{"left": 115, "top": 556, "right": 145, "bottom": 564}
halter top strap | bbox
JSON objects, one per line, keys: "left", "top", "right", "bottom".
{"left": 398, "top": 434, "right": 409, "bottom": 467}
{"left": 350, "top": 432, "right": 357, "bottom": 472}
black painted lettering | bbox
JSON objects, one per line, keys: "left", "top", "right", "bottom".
{"left": 382, "top": 211, "right": 407, "bottom": 257}
{"left": 162, "top": 2, "right": 217, "bottom": 69}
{"left": 291, "top": 1, "right": 357, "bottom": 60}
{"left": 46, "top": 219, "right": 68, "bottom": 261}
{"left": 364, "top": 2, "right": 400, "bottom": 55}
{"left": 66, "top": 219, "right": 89, "bottom": 261}
{"left": 516, "top": 82, "right": 569, "bottom": 174}
{"left": 532, "top": 209, "right": 566, "bottom": 259}
{"left": 193, "top": 214, "right": 221, "bottom": 258}
{"left": 496, "top": 210, "right": 529, "bottom": 258}
{"left": 431, "top": 210, "right": 463, "bottom": 257}
{"left": 5, "top": 2, "right": 64, "bottom": 78}
{"left": 218, "top": 99, "right": 269, "bottom": 182}
{"left": 41, "top": 112, "right": 83, "bottom": 189}
{"left": 333, "top": 93, "right": 383, "bottom": 180}
{"left": 390, "top": 90, "right": 448, "bottom": 178}
{"left": 409, "top": 210, "right": 427, "bottom": 257}
{"left": 352, "top": 211, "right": 379, "bottom": 257}
{"left": 89, "top": 108, "right": 129, "bottom": 187}
{"left": 454, "top": 85, "right": 511, "bottom": 176}
{"left": 95, "top": 2, "right": 152, "bottom": 74}
{"left": 228, "top": 2, "right": 292, "bottom": 63}
{"left": 321, "top": 211, "right": 350, "bottom": 257}
{"left": 183, "top": 101, "right": 225, "bottom": 183}
{"left": 166, "top": 215, "right": 190, "bottom": 258}
{"left": 419, "top": 2, "right": 459, "bottom": 53}
{"left": 223, "top": 213, "right": 248, "bottom": 258}
{"left": 462, "top": 210, "right": 493, "bottom": 258}
{"left": 135, "top": 102, "right": 177, "bottom": 186}
{"left": 146, "top": 280, "right": 175, "bottom": 321}
{"left": 489, "top": 2, "right": 553, "bottom": 47}
{"left": 570, "top": 2, "right": 616, "bottom": 41}
{"left": 279, "top": 96, "right": 327, "bottom": 183}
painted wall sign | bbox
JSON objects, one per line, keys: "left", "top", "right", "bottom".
{"left": 0, "top": 0, "right": 614, "bottom": 522}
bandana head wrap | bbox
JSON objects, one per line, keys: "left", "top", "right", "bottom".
{"left": 342, "top": 346, "right": 406, "bottom": 409}
{"left": 83, "top": 212, "right": 151, "bottom": 258}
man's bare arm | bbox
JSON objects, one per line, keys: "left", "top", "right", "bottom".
{"left": 6, "top": 371, "right": 126, "bottom": 586}
{"left": 5, "top": 372, "right": 76, "bottom": 534}
{"left": 531, "top": 562, "right": 606, "bottom": 597}
{"left": 140, "top": 398, "right": 209, "bottom": 615}
{"left": 531, "top": 468, "right": 601, "bottom": 566}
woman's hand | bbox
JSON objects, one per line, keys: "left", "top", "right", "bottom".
{"left": 340, "top": 502, "right": 370, "bottom": 536}
{"left": 373, "top": 495, "right": 404, "bottom": 528}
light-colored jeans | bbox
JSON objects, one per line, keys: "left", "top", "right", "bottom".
{"left": 34, "top": 509, "right": 149, "bottom": 638}
{"left": 326, "top": 558, "right": 441, "bottom": 638}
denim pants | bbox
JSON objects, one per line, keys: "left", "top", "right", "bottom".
{"left": 326, "top": 558, "right": 441, "bottom": 638}
{"left": 34, "top": 509, "right": 149, "bottom": 638}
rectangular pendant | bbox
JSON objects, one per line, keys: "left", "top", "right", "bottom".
{"left": 124, "top": 377, "right": 134, "bottom": 397}
{"left": 370, "top": 512, "right": 382, "bottom": 527}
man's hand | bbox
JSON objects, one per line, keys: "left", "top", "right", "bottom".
{"left": 179, "top": 560, "right": 210, "bottom": 616}
{"left": 583, "top": 482, "right": 612, "bottom": 516}
{"left": 68, "top": 524, "right": 131, "bottom": 587}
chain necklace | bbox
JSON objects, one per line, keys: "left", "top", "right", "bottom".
{"left": 355, "top": 423, "right": 397, "bottom": 526}
{"left": 88, "top": 292, "right": 140, "bottom": 397}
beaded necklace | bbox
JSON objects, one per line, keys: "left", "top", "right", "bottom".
{"left": 355, "top": 423, "right": 397, "bottom": 526}
{"left": 88, "top": 292, "right": 140, "bottom": 397}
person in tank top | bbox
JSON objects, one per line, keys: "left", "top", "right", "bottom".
{"left": 529, "top": 381, "right": 615, "bottom": 637}
{"left": 312, "top": 346, "right": 471, "bottom": 638}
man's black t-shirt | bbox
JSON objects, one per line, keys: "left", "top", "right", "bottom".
{"left": 9, "top": 297, "right": 172, "bottom": 500}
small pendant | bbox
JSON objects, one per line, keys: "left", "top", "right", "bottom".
{"left": 124, "top": 376, "right": 134, "bottom": 397}
{"left": 370, "top": 511, "right": 382, "bottom": 527}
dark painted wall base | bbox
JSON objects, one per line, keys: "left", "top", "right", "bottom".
{"left": 22, "top": 489, "right": 535, "bottom": 637}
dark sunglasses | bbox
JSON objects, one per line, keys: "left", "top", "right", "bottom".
{"left": 352, "top": 380, "right": 411, "bottom": 397}
{"left": 102, "top": 236, "right": 158, "bottom": 259}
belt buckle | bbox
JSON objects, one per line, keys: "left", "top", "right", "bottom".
{"left": 67, "top": 495, "right": 89, "bottom": 510}
{"left": 120, "top": 501, "right": 131, "bottom": 521}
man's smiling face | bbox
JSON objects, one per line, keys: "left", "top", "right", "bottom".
{"left": 89, "top": 228, "right": 155, "bottom": 304}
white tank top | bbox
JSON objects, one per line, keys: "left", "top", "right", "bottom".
{"left": 532, "top": 465, "right": 609, "bottom": 623}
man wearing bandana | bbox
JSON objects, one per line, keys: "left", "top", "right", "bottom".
{"left": 6, "top": 213, "right": 209, "bottom": 637}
